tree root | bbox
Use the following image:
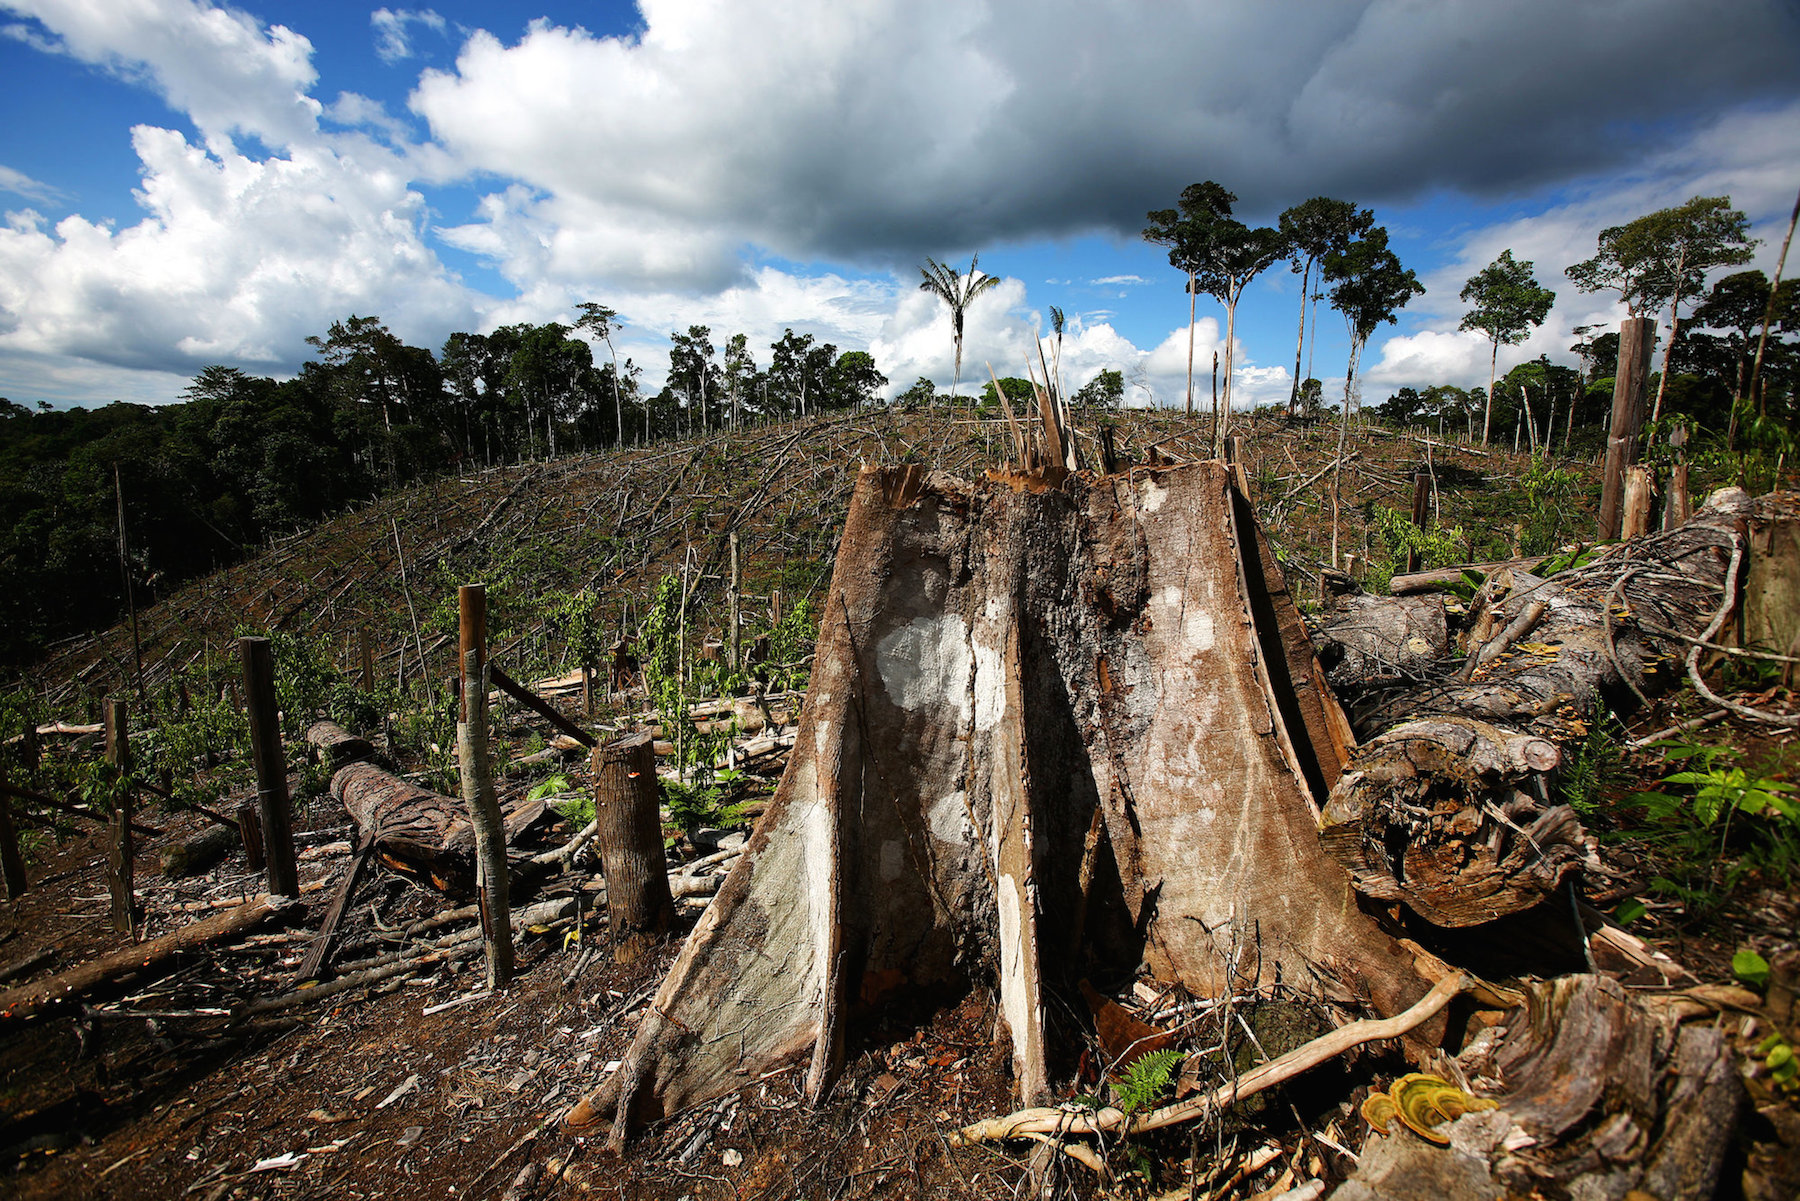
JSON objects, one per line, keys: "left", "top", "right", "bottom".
{"left": 948, "top": 973, "right": 1468, "bottom": 1147}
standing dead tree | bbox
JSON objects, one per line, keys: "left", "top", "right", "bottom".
{"left": 567, "top": 460, "right": 1436, "bottom": 1144}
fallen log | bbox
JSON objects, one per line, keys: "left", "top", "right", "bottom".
{"left": 305, "top": 720, "right": 373, "bottom": 766}
{"left": 1386, "top": 556, "right": 1548, "bottom": 595}
{"left": 567, "top": 462, "right": 1432, "bottom": 1145}
{"left": 0, "top": 894, "right": 297, "bottom": 1025}
{"left": 1318, "top": 488, "right": 1763, "bottom": 926}
{"left": 331, "top": 762, "right": 549, "bottom": 893}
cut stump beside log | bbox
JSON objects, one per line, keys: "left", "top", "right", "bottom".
{"left": 592, "top": 733, "right": 673, "bottom": 964}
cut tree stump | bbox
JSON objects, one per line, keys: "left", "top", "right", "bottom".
{"left": 566, "top": 462, "right": 1431, "bottom": 1144}
{"left": 1318, "top": 487, "right": 1763, "bottom": 927}
{"left": 592, "top": 733, "right": 673, "bottom": 964}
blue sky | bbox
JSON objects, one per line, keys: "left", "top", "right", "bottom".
{"left": 2, "top": 0, "right": 1798, "bottom": 412}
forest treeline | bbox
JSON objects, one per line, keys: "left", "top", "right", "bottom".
{"left": 3, "top": 190, "right": 1796, "bottom": 672}
{"left": 0, "top": 315, "right": 887, "bottom": 668}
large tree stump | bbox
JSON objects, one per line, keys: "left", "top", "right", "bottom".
{"left": 592, "top": 733, "right": 673, "bottom": 964}
{"left": 566, "top": 462, "right": 1431, "bottom": 1143}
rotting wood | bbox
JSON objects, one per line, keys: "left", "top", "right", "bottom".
{"left": 1335, "top": 975, "right": 1737, "bottom": 1201}
{"left": 0, "top": 894, "right": 298, "bottom": 1025}
{"left": 1319, "top": 488, "right": 1767, "bottom": 927}
{"left": 566, "top": 461, "right": 1434, "bottom": 1145}
{"left": 1386, "top": 556, "right": 1550, "bottom": 595}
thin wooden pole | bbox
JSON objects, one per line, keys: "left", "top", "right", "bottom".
{"left": 458, "top": 585, "right": 514, "bottom": 989}
{"left": 0, "top": 762, "right": 27, "bottom": 900}
{"left": 359, "top": 627, "right": 374, "bottom": 693}
{"left": 1406, "top": 472, "right": 1431, "bottom": 574}
{"left": 240, "top": 638, "right": 298, "bottom": 896}
{"left": 728, "top": 532, "right": 741, "bottom": 673}
{"left": 104, "top": 698, "right": 135, "bottom": 935}
{"left": 1597, "top": 316, "right": 1655, "bottom": 540}
{"left": 113, "top": 464, "right": 145, "bottom": 702}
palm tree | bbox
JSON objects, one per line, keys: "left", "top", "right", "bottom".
{"left": 919, "top": 255, "right": 1001, "bottom": 406}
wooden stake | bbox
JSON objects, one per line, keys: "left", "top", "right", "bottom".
{"left": 113, "top": 464, "right": 145, "bottom": 702}
{"left": 240, "top": 638, "right": 298, "bottom": 896}
{"left": 458, "top": 585, "right": 515, "bottom": 989}
{"left": 1406, "top": 472, "right": 1431, "bottom": 574}
{"left": 236, "top": 801, "right": 265, "bottom": 871}
{"left": 1597, "top": 316, "right": 1655, "bottom": 540}
{"left": 0, "top": 765, "right": 27, "bottom": 900}
{"left": 592, "top": 733, "right": 673, "bottom": 965}
{"left": 359, "top": 627, "right": 374, "bottom": 693}
{"left": 1621, "top": 465, "right": 1655, "bottom": 541}
{"left": 104, "top": 698, "right": 135, "bottom": 935}
{"left": 728, "top": 531, "right": 741, "bottom": 673}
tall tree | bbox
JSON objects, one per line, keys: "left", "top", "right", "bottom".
{"left": 668, "top": 326, "right": 719, "bottom": 435}
{"left": 1279, "top": 198, "right": 1374, "bottom": 416}
{"left": 1324, "top": 226, "right": 1424, "bottom": 564}
{"left": 1459, "top": 250, "right": 1556, "bottom": 446}
{"left": 1567, "top": 195, "right": 1756, "bottom": 420}
{"left": 827, "top": 350, "right": 887, "bottom": 410}
{"left": 1143, "top": 181, "right": 1231, "bottom": 417}
{"left": 720, "top": 333, "right": 754, "bottom": 429}
{"left": 918, "top": 255, "right": 1000, "bottom": 406}
{"left": 1146, "top": 181, "right": 1283, "bottom": 445}
{"left": 574, "top": 303, "right": 627, "bottom": 446}
{"left": 1692, "top": 271, "right": 1797, "bottom": 418}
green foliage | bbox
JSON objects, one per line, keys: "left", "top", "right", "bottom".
{"left": 1755, "top": 1030, "right": 1799, "bottom": 1094}
{"left": 1627, "top": 739, "right": 1799, "bottom": 922}
{"left": 1516, "top": 461, "right": 1591, "bottom": 555}
{"left": 548, "top": 589, "right": 609, "bottom": 671}
{"left": 1460, "top": 250, "right": 1556, "bottom": 351}
{"left": 1114, "top": 1048, "right": 1182, "bottom": 1116}
{"left": 661, "top": 773, "right": 752, "bottom": 840}
{"left": 1367, "top": 503, "right": 1466, "bottom": 591}
{"left": 1072, "top": 368, "right": 1125, "bottom": 409}
{"left": 1567, "top": 195, "right": 1756, "bottom": 319}
{"left": 1733, "top": 948, "right": 1773, "bottom": 989}
{"left": 1558, "top": 712, "right": 1626, "bottom": 819}
{"left": 762, "top": 597, "right": 817, "bottom": 693}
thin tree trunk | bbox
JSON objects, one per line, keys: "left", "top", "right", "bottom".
{"left": 1651, "top": 247, "right": 1688, "bottom": 424}
{"left": 1290, "top": 259, "right": 1311, "bottom": 416}
{"left": 1185, "top": 271, "right": 1198, "bottom": 416}
{"left": 1481, "top": 341, "right": 1498, "bottom": 446}
{"left": 1738, "top": 184, "right": 1800, "bottom": 450}
{"left": 457, "top": 585, "right": 514, "bottom": 989}
{"left": 1221, "top": 292, "right": 1238, "bottom": 455}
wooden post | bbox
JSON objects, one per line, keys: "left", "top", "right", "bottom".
{"left": 1406, "top": 472, "right": 1430, "bottom": 574}
{"left": 358, "top": 627, "right": 374, "bottom": 693}
{"left": 728, "top": 531, "right": 741, "bottom": 673}
{"left": 1597, "top": 316, "right": 1655, "bottom": 540}
{"left": 104, "top": 698, "right": 135, "bottom": 935}
{"left": 592, "top": 732, "right": 673, "bottom": 964}
{"left": 1663, "top": 423, "right": 1692, "bottom": 532}
{"left": 240, "top": 637, "right": 298, "bottom": 896}
{"left": 0, "top": 764, "right": 27, "bottom": 900}
{"left": 1621, "top": 465, "right": 1655, "bottom": 541}
{"left": 236, "top": 801, "right": 265, "bottom": 871}
{"left": 458, "top": 585, "right": 515, "bottom": 989}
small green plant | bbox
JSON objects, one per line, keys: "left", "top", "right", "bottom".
{"left": 1639, "top": 741, "right": 1798, "bottom": 828}
{"left": 1114, "top": 1048, "right": 1182, "bottom": 1116}
{"left": 661, "top": 776, "right": 752, "bottom": 840}
{"left": 1557, "top": 711, "right": 1626, "bottom": 819}
{"left": 1517, "top": 461, "right": 1591, "bottom": 555}
{"left": 1367, "top": 503, "right": 1466, "bottom": 592}
{"left": 1733, "top": 948, "right": 1773, "bottom": 989}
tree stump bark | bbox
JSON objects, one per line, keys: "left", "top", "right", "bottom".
{"left": 592, "top": 733, "right": 673, "bottom": 964}
{"left": 566, "top": 462, "right": 1432, "bottom": 1144}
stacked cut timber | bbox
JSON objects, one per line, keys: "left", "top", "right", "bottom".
{"left": 1317, "top": 487, "right": 1760, "bottom": 928}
